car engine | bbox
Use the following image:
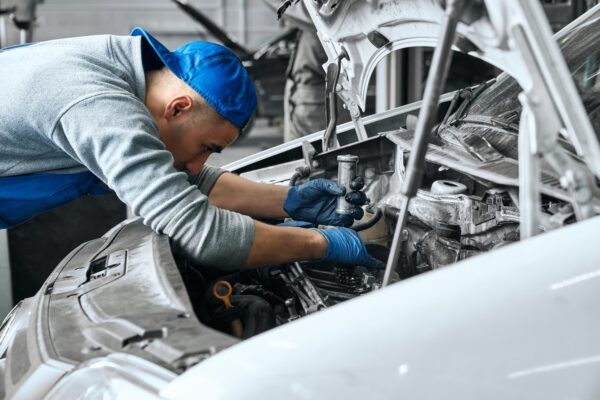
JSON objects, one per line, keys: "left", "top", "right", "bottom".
{"left": 178, "top": 129, "right": 575, "bottom": 340}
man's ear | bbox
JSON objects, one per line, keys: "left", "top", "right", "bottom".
{"left": 164, "top": 95, "right": 194, "bottom": 120}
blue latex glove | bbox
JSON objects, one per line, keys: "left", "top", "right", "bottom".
{"left": 314, "top": 227, "right": 383, "bottom": 268}
{"left": 284, "top": 179, "right": 366, "bottom": 227}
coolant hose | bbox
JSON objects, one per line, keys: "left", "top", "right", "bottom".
{"left": 352, "top": 206, "right": 383, "bottom": 231}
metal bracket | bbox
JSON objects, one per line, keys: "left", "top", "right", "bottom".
{"left": 322, "top": 49, "right": 350, "bottom": 151}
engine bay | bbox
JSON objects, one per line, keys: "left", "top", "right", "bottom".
{"left": 179, "top": 130, "right": 576, "bottom": 340}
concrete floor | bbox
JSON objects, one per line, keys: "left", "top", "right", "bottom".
{"left": 207, "top": 118, "right": 284, "bottom": 168}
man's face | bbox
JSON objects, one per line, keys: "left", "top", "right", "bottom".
{"left": 159, "top": 117, "right": 239, "bottom": 176}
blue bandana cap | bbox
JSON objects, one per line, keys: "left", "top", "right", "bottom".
{"left": 131, "top": 27, "right": 257, "bottom": 129}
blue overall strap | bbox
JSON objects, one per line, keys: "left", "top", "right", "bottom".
{"left": 0, "top": 171, "right": 112, "bottom": 229}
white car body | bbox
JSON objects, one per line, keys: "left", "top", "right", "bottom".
{"left": 2, "top": 1, "right": 600, "bottom": 399}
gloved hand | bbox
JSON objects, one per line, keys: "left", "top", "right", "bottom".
{"left": 313, "top": 227, "right": 383, "bottom": 268}
{"left": 284, "top": 178, "right": 367, "bottom": 227}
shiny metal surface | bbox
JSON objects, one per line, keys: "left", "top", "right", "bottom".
{"left": 335, "top": 155, "right": 359, "bottom": 215}
{"left": 408, "top": 190, "right": 519, "bottom": 235}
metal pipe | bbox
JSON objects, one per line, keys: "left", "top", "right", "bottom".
{"left": 382, "top": 0, "right": 465, "bottom": 287}
{"left": 336, "top": 155, "right": 359, "bottom": 215}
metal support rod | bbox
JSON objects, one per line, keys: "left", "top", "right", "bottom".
{"left": 382, "top": 0, "right": 465, "bottom": 287}
{"left": 517, "top": 104, "right": 541, "bottom": 239}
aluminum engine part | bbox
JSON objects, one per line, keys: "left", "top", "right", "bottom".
{"left": 415, "top": 230, "right": 485, "bottom": 270}
{"left": 460, "top": 224, "right": 520, "bottom": 251}
{"left": 302, "top": 265, "right": 379, "bottom": 303}
{"left": 416, "top": 231, "right": 461, "bottom": 270}
{"left": 336, "top": 155, "right": 359, "bottom": 215}
{"left": 408, "top": 189, "right": 519, "bottom": 235}
{"left": 363, "top": 167, "right": 390, "bottom": 206}
{"left": 397, "top": 216, "right": 518, "bottom": 276}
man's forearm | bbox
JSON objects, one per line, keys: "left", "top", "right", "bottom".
{"left": 243, "top": 220, "right": 327, "bottom": 268}
{"left": 208, "top": 172, "right": 290, "bottom": 219}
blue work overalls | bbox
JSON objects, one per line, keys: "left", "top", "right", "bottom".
{"left": 0, "top": 172, "right": 112, "bottom": 229}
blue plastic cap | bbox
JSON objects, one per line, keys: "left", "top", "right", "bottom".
{"left": 131, "top": 27, "right": 257, "bottom": 129}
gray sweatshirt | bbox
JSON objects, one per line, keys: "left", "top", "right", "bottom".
{"left": 0, "top": 34, "right": 255, "bottom": 270}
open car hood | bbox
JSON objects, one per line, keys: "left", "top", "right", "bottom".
{"left": 300, "top": 0, "right": 600, "bottom": 174}
{"left": 302, "top": 0, "right": 526, "bottom": 113}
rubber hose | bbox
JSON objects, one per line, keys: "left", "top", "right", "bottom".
{"left": 352, "top": 206, "right": 383, "bottom": 231}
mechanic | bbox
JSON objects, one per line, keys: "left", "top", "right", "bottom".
{"left": 0, "top": 28, "right": 381, "bottom": 271}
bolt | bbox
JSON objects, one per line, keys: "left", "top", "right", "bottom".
{"left": 401, "top": 229, "right": 409, "bottom": 241}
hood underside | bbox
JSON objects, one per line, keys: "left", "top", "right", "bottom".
{"left": 302, "top": 0, "right": 524, "bottom": 112}
{"left": 301, "top": 0, "right": 600, "bottom": 177}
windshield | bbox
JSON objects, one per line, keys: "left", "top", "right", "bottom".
{"left": 454, "top": 6, "right": 600, "bottom": 138}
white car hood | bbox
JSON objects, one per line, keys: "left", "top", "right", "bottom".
{"left": 161, "top": 215, "right": 600, "bottom": 400}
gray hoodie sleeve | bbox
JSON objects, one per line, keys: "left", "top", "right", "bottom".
{"left": 188, "top": 165, "right": 227, "bottom": 195}
{"left": 51, "top": 92, "right": 254, "bottom": 271}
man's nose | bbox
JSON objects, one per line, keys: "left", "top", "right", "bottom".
{"left": 185, "top": 154, "right": 209, "bottom": 176}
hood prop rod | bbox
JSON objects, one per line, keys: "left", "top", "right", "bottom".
{"left": 382, "top": 0, "right": 467, "bottom": 287}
